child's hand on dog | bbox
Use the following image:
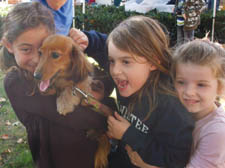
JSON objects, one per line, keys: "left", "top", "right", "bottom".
{"left": 69, "top": 28, "right": 89, "bottom": 51}
{"left": 107, "top": 112, "right": 131, "bottom": 140}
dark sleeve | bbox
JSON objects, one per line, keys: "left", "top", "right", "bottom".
{"left": 4, "top": 70, "right": 107, "bottom": 131}
{"left": 122, "top": 96, "right": 194, "bottom": 168}
{"left": 83, "top": 30, "right": 108, "bottom": 69}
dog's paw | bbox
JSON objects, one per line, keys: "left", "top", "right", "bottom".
{"left": 56, "top": 88, "right": 81, "bottom": 115}
{"left": 57, "top": 97, "right": 78, "bottom": 115}
{"left": 57, "top": 103, "right": 74, "bottom": 116}
{"left": 56, "top": 94, "right": 73, "bottom": 116}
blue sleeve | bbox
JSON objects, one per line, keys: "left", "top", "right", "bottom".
{"left": 83, "top": 30, "right": 108, "bottom": 69}
{"left": 122, "top": 96, "right": 194, "bottom": 167}
{"left": 32, "top": 0, "right": 73, "bottom": 35}
{"left": 53, "top": 0, "right": 73, "bottom": 35}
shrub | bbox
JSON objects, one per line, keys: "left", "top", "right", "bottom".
{"left": 0, "top": 16, "right": 4, "bottom": 41}
{"left": 75, "top": 5, "right": 225, "bottom": 45}
{"left": 0, "top": 5, "right": 12, "bottom": 41}
{"left": 198, "top": 10, "right": 225, "bottom": 43}
{"left": 0, "top": 5, "right": 224, "bottom": 45}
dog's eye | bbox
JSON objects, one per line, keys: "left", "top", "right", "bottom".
{"left": 52, "top": 52, "right": 60, "bottom": 59}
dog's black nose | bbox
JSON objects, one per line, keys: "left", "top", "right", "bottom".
{"left": 34, "top": 72, "right": 42, "bottom": 80}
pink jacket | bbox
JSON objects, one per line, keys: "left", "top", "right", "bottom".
{"left": 186, "top": 105, "right": 225, "bottom": 168}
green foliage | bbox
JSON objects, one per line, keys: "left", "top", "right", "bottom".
{"left": 75, "top": 5, "right": 225, "bottom": 45}
{"left": 0, "top": 5, "right": 12, "bottom": 17}
{"left": 0, "top": 5, "right": 11, "bottom": 40}
{"left": 0, "top": 16, "right": 4, "bottom": 41}
{"left": 1, "top": 144, "right": 34, "bottom": 168}
{"left": 198, "top": 10, "right": 225, "bottom": 42}
{"left": 0, "top": 5, "right": 12, "bottom": 41}
{"left": 0, "top": 70, "right": 34, "bottom": 168}
{"left": 1, "top": 4, "right": 225, "bottom": 44}
{"left": 75, "top": 5, "right": 138, "bottom": 33}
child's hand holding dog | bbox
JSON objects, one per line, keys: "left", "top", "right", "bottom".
{"left": 69, "top": 28, "right": 89, "bottom": 51}
{"left": 107, "top": 112, "right": 130, "bottom": 140}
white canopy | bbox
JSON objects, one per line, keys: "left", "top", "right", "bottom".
{"left": 125, "top": 0, "right": 174, "bottom": 14}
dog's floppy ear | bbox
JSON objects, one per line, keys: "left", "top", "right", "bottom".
{"left": 69, "top": 43, "right": 93, "bottom": 82}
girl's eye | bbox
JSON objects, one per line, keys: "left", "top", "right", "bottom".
{"left": 122, "top": 60, "right": 129, "bottom": 65}
{"left": 176, "top": 80, "right": 184, "bottom": 85}
{"left": 197, "top": 83, "right": 207, "bottom": 87}
{"left": 20, "top": 48, "right": 32, "bottom": 54}
{"left": 108, "top": 59, "right": 114, "bottom": 65}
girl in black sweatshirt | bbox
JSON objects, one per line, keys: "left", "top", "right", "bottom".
{"left": 70, "top": 15, "right": 195, "bottom": 168}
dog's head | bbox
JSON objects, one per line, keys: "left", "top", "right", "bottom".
{"left": 34, "top": 34, "right": 92, "bottom": 93}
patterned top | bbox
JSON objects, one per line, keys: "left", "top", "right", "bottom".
{"left": 183, "top": 0, "right": 205, "bottom": 30}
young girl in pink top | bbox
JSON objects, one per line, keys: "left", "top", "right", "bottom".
{"left": 172, "top": 39, "right": 225, "bottom": 168}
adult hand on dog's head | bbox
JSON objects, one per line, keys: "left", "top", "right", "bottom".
{"left": 69, "top": 28, "right": 89, "bottom": 51}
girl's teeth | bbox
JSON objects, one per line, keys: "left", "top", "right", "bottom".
{"left": 119, "top": 84, "right": 125, "bottom": 88}
{"left": 118, "top": 80, "right": 127, "bottom": 88}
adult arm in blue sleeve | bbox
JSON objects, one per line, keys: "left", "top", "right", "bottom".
{"left": 83, "top": 30, "right": 108, "bottom": 69}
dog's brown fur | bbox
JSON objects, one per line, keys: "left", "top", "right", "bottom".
{"left": 34, "top": 34, "right": 110, "bottom": 168}
{"left": 34, "top": 34, "right": 93, "bottom": 115}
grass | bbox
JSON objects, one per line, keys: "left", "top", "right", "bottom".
{"left": 0, "top": 69, "right": 34, "bottom": 168}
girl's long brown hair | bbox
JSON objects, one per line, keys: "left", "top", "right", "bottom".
{"left": 107, "top": 16, "right": 175, "bottom": 121}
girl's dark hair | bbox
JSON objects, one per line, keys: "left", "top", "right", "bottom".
{"left": 0, "top": 2, "right": 55, "bottom": 73}
{"left": 3, "top": 2, "right": 55, "bottom": 43}
{"left": 107, "top": 15, "right": 174, "bottom": 120}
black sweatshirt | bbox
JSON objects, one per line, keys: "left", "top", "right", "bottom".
{"left": 84, "top": 30, "right": 195, "bottom": 168}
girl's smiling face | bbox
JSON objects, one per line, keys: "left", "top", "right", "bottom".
{"left": 108, "top": 41, "right": 156, "bottom": 97}
{"left": 175, "top": 62, "right": 219, "bottom": 120}
{"left": 5, "top": 25, "right": 50, "bottom": 73}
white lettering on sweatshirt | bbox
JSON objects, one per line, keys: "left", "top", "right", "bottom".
{"left": 119, "top": 104, "right": 149, "bottom": 134}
